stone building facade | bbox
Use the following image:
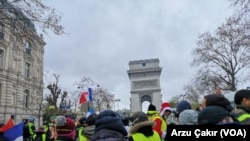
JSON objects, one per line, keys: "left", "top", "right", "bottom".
{"left": 127, "top": 58, "right": 162, "bottom": 113}
{"left": 0, "top": 1, "right": 45, "bottom": 125}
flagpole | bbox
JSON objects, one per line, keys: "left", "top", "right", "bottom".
{"left": 87, "top": 101, "right": 90, "bottom": 111}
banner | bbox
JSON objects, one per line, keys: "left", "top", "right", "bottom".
{"left": 0, "top": 118, "right": 15, "bottom": 132}
{"left": 4, "top": 122, "right": 24, "bottom": 141}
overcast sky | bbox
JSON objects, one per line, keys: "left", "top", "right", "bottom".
{"left": 43, "top": 0, "right": 233, "bottom": 110}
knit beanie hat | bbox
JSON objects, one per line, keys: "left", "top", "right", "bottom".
{"left": 95, "top": 110, "right": 127, "bottom": 136}
{"left": 198, "top": 106, "right": 232, "bottom": 125}
{"left": 176, "top": 100, "right": 191, "bottom": 114}
{"left": 131, "top": 111, "right": 148, "bottom": 125}
{"left": 159, "top": 102, "right": 172, "bottom": 116}
{"left": 55, "top": 116, "right": 76, "bottom": 139}
{"left": 179, "top": 109, "right": 198, "bottom": 125}
{"left": 79, "top": 117, "right": 87, "bottom": 125}
{"left": 234, "top": 89, "right": 250, "bottom": 105}
{"left": 147, "top": 104, "right": 156, "bottom": 111}
{"left": 86, "top": 114, "right": 97, "bottom": 126}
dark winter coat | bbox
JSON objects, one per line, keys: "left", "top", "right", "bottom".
{"left": 231, "top": 105, "right": 250, "bottom": 124}
{"left": 91, "top": 129, "right": 128, "bottom": 141}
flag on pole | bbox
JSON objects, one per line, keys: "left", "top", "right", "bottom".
{"left": 86, "top": 107, "right": 95, "bottom": 118}
{"left": 0, "top": 118, "right": 15, "bottom": 132}
{"left": 88, "top": 88, "right": 93, "bottom": 102}
{"left": 4, "top": 122, "right": 24, "bottom": 141}
{"left": 79, "top": 91, "right": 88, "bottom": 104}
{"left": 79, "top": 88, "right": 93, "bottom": 104}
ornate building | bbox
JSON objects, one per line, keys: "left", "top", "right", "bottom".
{"left": 0, "top": 1, "right": 45, "bottom": 125}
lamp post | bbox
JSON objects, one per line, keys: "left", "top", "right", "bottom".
{"left": 114, "top": 99, "right": 121, "bottom": 111}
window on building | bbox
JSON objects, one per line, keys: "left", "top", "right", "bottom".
{"left": 11, "top": 93, "right": 16, "bottom": 106}
{"left": 0, "top": 49, "right": 4, "bottom": 67}
{"left": 142, "top": 63, "right": 146, "bottom": 66}
{"left": 25, "top": 41, "right": 31, "bottom": 55}
{"left": 0, "top": 83, "right": 2, "bottom": 104}
{"left": 0, "top": 23, "right": 3, "bottom": 32}
{"left": 23, "top": 90, "right": 29, "bottom": 108}
{"left": 12, "top": 35, "right": 16, "bottom": 42}
{"left": 0, "top": 23, "right": 4, "bottom": 39}
{"left": 25, "top": 62, "right": 31, "bottom": 78}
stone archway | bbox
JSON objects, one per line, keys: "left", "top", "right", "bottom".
{"left": 127, "top": 59, "right": 162, "bottom": 113}
{"left": 141, "top": 94, "right": 152, "bottom": 112}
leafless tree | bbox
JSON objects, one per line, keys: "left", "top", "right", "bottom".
{"left": 93, "top": 87, "right": 114, "bottom": 112}
{"left": 72, "top": 77, "right": 98, "bottom": 113}
{"left": 44, "top": 74, "right": 68, "bottom": 110}
{"left": 186, "top": 69, "right": 224, "bottom": 95}
{"left": 191, "top": 15, "right": 250, "bottom": 91}
{"left": 72, "top": 77, "right": 115, "bottom": 114}
{"left": 181, "top": 0, "right": 250, "bottom": 102}
{"left": 229, "top": 0, "right": 250, "bottom": 15}
{"left": 0, "top": 0, "right": 64, "bottom": 39}
{"left": 168, "top": 95, "right": 180, "bottom": 108}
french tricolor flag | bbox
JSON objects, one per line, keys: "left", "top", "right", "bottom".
{"left": 79, "top": 88, "right": 93, "bottom": 104}
{"left": 4, "top": 122, "right": 24, "bottom": 141}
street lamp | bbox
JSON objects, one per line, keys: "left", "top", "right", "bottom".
{"left": 114, "top": 99, "right": 121, "bottom": 111}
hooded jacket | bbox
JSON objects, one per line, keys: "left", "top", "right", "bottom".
{"left": 231, "top": 105, "right": 250, "bottom": 124}
{"left": 129, "top": 120, "right": 161, "bottom": 141}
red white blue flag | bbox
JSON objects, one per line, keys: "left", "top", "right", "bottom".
{"left": 79, "top": 88, "right": 93, "bottom": 104}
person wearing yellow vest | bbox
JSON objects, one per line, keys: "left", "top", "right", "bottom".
{"left": 23, "top": 116, "right": 36, "bottom": 141}
{"left": 159, "top": 102, "right": 173, "bottom": 140}
{"left": 75, "top": 117, "right": 86, "bottom": 141}
{"left": 129, "top": 111, "right": 161, "bottom": 141}
{"left": 147, "top": 104, "right": 166, "bottom": 140}
{"left": 232, "top": 89, "right": 250, "bottom": 124}
{"left": 77, "top": 114, "right": 97, "bottom": 141}
{"left": 33, "top": 126, "right": 50, "bottom": 141}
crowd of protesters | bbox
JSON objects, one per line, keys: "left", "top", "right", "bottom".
{"left": 0, "top": 89, "right": 250, "bottom": 141}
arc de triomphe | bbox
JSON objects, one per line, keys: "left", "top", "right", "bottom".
{"left": 127, "top": 58, "right": 162, "bottom": 113}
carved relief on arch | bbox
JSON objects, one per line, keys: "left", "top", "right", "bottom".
{"left": 133, "top": 80, "right": 157, "bottom": 89}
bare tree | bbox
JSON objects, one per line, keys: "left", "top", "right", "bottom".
{"left": 71, "top": 77, "right": 101, "bottom": 115}
{"left": 44, "top": 74, "right": 67, "bottom": 110}
{"left": 182, "top": 0, "right": 250, "bottom": 101}
{"left": 183, "top": 85, "right": 201, "bottom": 106}
{"left": 72, "top": 77, "right": 116, "bottom": 113}
{"left": 229, "top": 0, "right": 250, "bottom": 15}
{"left": 191, "top": 15, "right": 250, "bottom": 91}
{"left": 186, "top": 69, "right": 224, "bottom": 95}
{"left": 0, "top": 0, "right": 64, "bottom": 38}
{"left": 93, "top": 87, "right": 114, "bottom": 112}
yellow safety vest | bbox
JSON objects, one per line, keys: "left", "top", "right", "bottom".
{"left": 28, "top": 122, "right": 35, "bottom": 135}
{"left": 78, "top": 128, "right": 88, "bottom": 141}
{"left": 237, "top": 113, "right": 250, "bottom": 122}
{"left": 33, "top": 133, "right": 47, "bottom": 141}
{"left": 131, "top": 130, "right": 161, "bottom": 141}
{"left": 147, "top": 110, "right": 167, "bottom": 138}
{"left": 43, "top": 125, "right": 49, "bottom": 133}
